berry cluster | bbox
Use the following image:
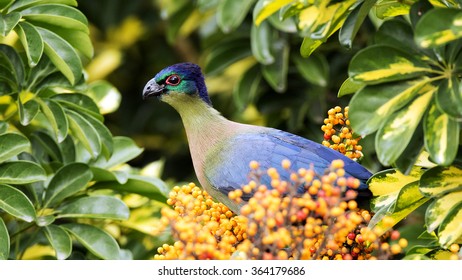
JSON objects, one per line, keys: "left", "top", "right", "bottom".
{"left": 321, "top": 106, "right": 363, "bottom": 160}
{"left": 155, "top": 182, "right": 246, "bottom": 260}
{"left": 154, "top": 159, "right": 407, "bottom": 260}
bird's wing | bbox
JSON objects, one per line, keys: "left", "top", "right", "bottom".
{"left": 204, "top": 128, "right": 372, "bottom": 199}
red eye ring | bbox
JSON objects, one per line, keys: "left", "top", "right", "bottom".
{"left": 165, "top": 74, "right": 181, "bottom": 86}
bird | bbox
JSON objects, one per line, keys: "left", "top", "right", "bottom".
{"left": 143, "top": 62, "right": 372, "bottom": 213}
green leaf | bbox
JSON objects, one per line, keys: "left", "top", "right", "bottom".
{"left": 9, "top": 0, "right": 77, "bottom": 11}
{"left": 36, "top": 26, "right": 83, "bottom": 85}
{"left": 92, "top": 175, "right": 168, "bottom": 201}
{"left": 375, "top": 88, "right": 434, "bottom": 165}
{"left": 435, "top": 76, "right": 462, "bottom": 119}
{"left": 66, "top": 109, "right": 101, "bottom": 157}
{"left": 438, "top": 201, "right": 462, "bottom": 248}
{"left": 338, "top": 77, "right": 363, "bottom": 97}
{"left": 15, "top": 21, "right": 43, "bottom": 66}
{"left": 44, "top": 224, "right": 72, "bottom": 260}
{"left": 58, "top": 196, "right": 129, "bottom": 220}
{"left": 339, "top": 0, "right": 377, "bottom": 49}
{"left": 233, "top": 64, "right": 262, "bottom": 110}
{"left": 415, "top": 8, "right": 462, "bottom": 48}
{"left": 217, "top": 0, "right": 255, "bottom": 33}
{"left": 37, "top": 98, "right": 68, "bottom": 142}
{"left": 90, "top": 167, "right": 128, "bottom": 184}
{"left": 0, "top": 12, "right": 20, "bottom": 36}
{"left": 21, "top": 4, "right": 88, "bottom": 33}
{"left": 262, "top": 38, "right": 289, "bottom": 92}
{"left": 349, "top": 79, "right": 429, "bottom": 136}
{"left": 18, "top": 98, "right": 39, "bottom": 126}
{"left": 86, "top": 80, "right": 120, "bottom": 114}
{"left": 426, "top": 191, "right": 462, "bottom": 233}
{"left": 0, "top": 44, "right": 25, "bottom": 87}
{"left": 0, "top": 133, "right": 30, "bottom": 163}
{"left": 59, "top": 135, "right": 75, "bottom": 164}
{"left": 0, "top": 217, "right": 9, "bottom": 260}
{"left": 424, "top": 102, "right": 459, "bottom": 166}
{"left": 374, "top": 19, "right": 418, "bottom": 53}
{"left": 164, "top": 0, "right": 194, "bottom": 44}
{"left": 75, "top": 110, "right": 113, "bottom": 159}
{"left": 43, "top": 162, "right": 92, "bottom": 207}
{"left": 30, "top": 23, "right": 93, "bottom": 59}
{"left": 0, "top": 0, "right": 14, "bottom": 10}
{"left": 392, "top": 125, "right": 424, "bottom": 175}
{"left": 349, "top": 45, "right": 432, "bottom": 84}
{"left": 254, "top": 0, "right": 295, "bottom": 26}
{"left": 61, "top": 223, "right": 121, "bottom": 260}
{"left": 292, "top": 53, "right": 329, "bottom": 87}
{"left": 92, "top": 136, "right": 143, "bottom": 169}
{"left": 36, "top": 215, "right": 55, "bottom": 226}
{"left": 420, "top": 166, "right": 462, "bottom": 197}
{"left": 204, "top": 38, "right": 252, "bottom": 75}
{"left": 52, "top": 93, "right": 102, "bottom": 121}
{"left": 251, "top": 21, "right": 275, "bottom": 65}
{"left": 0, "top": 184, "right": 36, "bottom": 222}
{"left": 31, "top": 131, "right": 63, "bottom": 162}
{"left": 0, "top": 161, "right": 46, "bottom": 184}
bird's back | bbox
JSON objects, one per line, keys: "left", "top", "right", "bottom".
{"left": 204, "top": 126, "right": 372, "bottom": 203}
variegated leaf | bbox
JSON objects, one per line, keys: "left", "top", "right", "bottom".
{"left": 426, "top": 191, "right": 462, "bottom": 233}
{"left": 371, "top": 181, "right": 430, "bottom": 235}
{"left": 438, "top": 202, "right": 462, "bottom": 248}
{"left": 435, "top": 76, "right": 462, "bottom": 119}
{"left": 254, "top": 0, "right": 296, "bottom": 26}
{"left": 415, "top": 8, "right": 462, "bottom": 48}
{"left": 420, "top": 166, "right": 462, "bottom": 197}
{"left": 376, "top": 88, "right": 434, "bottom": 165}
{"left": 423, "top": 102, "right": 459, "bottom": 165}
{"left": 368, "top": 167, "right": 424, "bottom": 196}
{"left": 349, "top": 78, "right": 429, "bottom": 136}
{"left": 349, "top": 45, "right": 432, "bottom": 84}
{"left": 373, "top": 0, "right": 412, "bottom": 19}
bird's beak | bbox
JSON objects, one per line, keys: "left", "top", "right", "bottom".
{"left": 142, "top": 78, "right": 165, "bottom": 100}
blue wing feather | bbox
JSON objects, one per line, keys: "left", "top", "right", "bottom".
{"left": 205, "top": 128, "right": 372, "bottom": 199}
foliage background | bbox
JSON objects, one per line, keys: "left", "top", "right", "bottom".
{"left": 0, "top": 0, "right": 461, "bottom": 259}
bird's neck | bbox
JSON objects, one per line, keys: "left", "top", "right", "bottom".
{"left": 163, "top": 93, "right": 237, "bottom": 183}
{"left": 163, "top": 93, "right": 230, "bottom": 134}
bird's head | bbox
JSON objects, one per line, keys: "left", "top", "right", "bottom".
{"left": 142, "top": 62, "right": 211, "bottom": 105}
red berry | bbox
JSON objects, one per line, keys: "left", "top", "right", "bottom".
{"left": 347, "top": 233, "right": 356, "bottom": 240}
{"left": 296, "top": 210, "right": 307, "bottom": 221}
{"left": 324, "top": 134, "right": 331, "bottom": 140}
{"left": 390, "top": 230, "right": 400, "bottom": 240}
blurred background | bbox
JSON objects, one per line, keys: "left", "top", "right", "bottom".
{"left": 76, "top": 0, "right": 380, "bottom": 186}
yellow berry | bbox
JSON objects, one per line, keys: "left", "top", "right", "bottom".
{"left": 450, "top": 244, "right": 460, "bottom": 253}
{"left": 398, "top": 238, "right": 408, "bottom": 248}
{"left": 249, "top": 160, "right": 259, "bottom": 170}
{"left": 390, "top": 244, "right": 402, "bottom": 255}
{"left": 282, "top": 159, "right": 291, "bottom": 169}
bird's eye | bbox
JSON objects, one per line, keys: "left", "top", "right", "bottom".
{"left": 165, "top": 74, "right": 181, "bottom": 86}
